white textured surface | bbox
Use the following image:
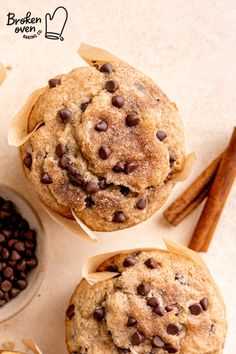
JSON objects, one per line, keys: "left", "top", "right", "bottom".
{"left": 0, "top": 0, "right": 235, "bottom": 353}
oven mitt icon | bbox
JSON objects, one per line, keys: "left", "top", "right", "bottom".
{"left": 45, "top": 6, "right": 68, "bottom": 40}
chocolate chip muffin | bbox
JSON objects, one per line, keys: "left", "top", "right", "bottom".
{"left": 65, "top": 250, "right": 227, "bottom": 354}
{"left": 20, "top": 61, "right": 185, "bottom": 231}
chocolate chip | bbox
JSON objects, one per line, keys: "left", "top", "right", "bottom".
{"left": 26, "top": 258, "right": 38, "bottom": 269}
{"left": 147, "top": 297, "right": 159, "bottom": 308}
{"left": 66, "top": 304, "right": 75, "bottom": 319}
{"left": 59, "top": 156, "right": 69, "bottom": 169}
{"left": 3, "top": 266, "right": 13, "bottom": 278}
{"left": 69, "top": 174, "right": 85, "bottom": 188}
{"left": 167, "top": 323, "right": 181, "bottom": 335}
{"left": 112, "top": 95, "right": 124, "bottom": 108}
{"left": 55, "top": 143, "right": 66, "bottom": 157}
{"left": 120, "top": 186, "right": 130, "bottom": 196}
{"left": 59, "top": 108, "right": 72, "bottom": 123}
{"left": 136, "top": 198, "right": 147, "bottom": 210}
{"left": 0, "top": 300, "right": 6, "bottom": 307}
{"left": 144, "top": 257, "right": 157, "bottom": 269}
{"left": 48, "top": 78, "right": 61, "bottom": 88}
{"left": 16, "top": 260, "right": 26, "bottom": 272}
{"left": 23, "top": 154, "right": 32, "bottom": 169}
{"left": 106, "top": 264, "right": 118, "bottom": 272}
{"left": 1, "top": 280, "right": 12, "bottom": 292}
{"left": 93, "top": 307, "right": 105, "bottom": 321}
{"left": 156, "top": 130, "right": 167, "bottom": 141}
{"left": 165, "top": 303, "right": 180, "bottom": 315}
{"left": 1, "top": 248, "right": 9, "bottom": 259}
{"left": 200, "top": 297, "right": 209, "bottom": 311}
{"left": 123, "top": 256, "right": 137, "bottom": 267}
{"left": 105, "top": 80, "right": 118, "bottom": 93}
{"left": 113, "top": 211, "right": 126, "bottom": 223}
{"left": 40, "top": 172, "right": 52, "bottom": 184}
{"left": 95, "top": 120, "right": 108, "bottom": 132}
{"left": 113, "top": 161, "right": 125, "bottom": 172}
{"left": 169, "top": 152, "right": 176, "bottom": 166}
{"left": 99, "top": 146, "right": 111, "bottom": 160}
{"left": 151, "top": 336, "right": 165, "bottom": 348}
{"left": 80, "top": 101, "right": 90, "bottom": 112}
{"left": 127, "top": 316, "right": 137, "bottom": 327}
{"left": 85, "top": 197, "right": 95, "bottom": 208}
{"left": 125, "top": 162, "right": 137, "bottom": 174}
{"left": 125, "top": 113, "right": 140, "bottom": 127}
{"left": 189, "top": 303, "right": 202, "bottom": 315}
{"left": 99, "top": 63, "right": 113, "bottom": 73}
{"left": 137, "top": 283, "right": 150, "bottom": 296}
{"left": 68, "top": 165, "right": 79, "bottom": 176}
{"left": 86, "top": 182, "right": 99, "bottom": 194}
{"left": 154, "top": 306, "right": 165, "bottom": 316}
{"left": 130, "top": 332, "right": 143, "bottom": 346}
{"left": 164, "top": 344, "right": 178, "bottom": 353}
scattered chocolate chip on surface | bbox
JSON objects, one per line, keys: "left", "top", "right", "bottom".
{"left": 123, "top": 256, "right": 137, "bottom": 267}
{"left": 130, "top": 332, "right": 144, "bottom": 346}
{"left": 125, "top": 161, "right": 137, "bottom": 174}
{"left": 164, "top": 344, "right": 179, "bottom": 353}
{"left": 127, "top": 316, "right": 137, "bottom": 327}
{"left": 144, "top": 257, "right": 158, "bottom": 269}
{"left": 169, "top": 151, "right": 176, "bottom": 165}
{"left": 200, "top": 297, "right": 209, "bottom": 311}
{"left": 154, "top": 305, "right": 165, "bottom": 316}
{"left": 95, "top": 120, "right": 108, "bottom": 132}
{"left": 113, "top": 161, "right": 125, "bottom": 172}
{"left": 40, "top": 172, "right": 53, "bottom": 184}
{"left": 23, "top": 154, "right": 32, "bottom": 169}
{"left": 137, "top": 282, "right": 150, "bottom": 296}
{"left": 147, "top": 297, "right": 159, "bottom": 308}
{"left": 105, "top": 80, "right": 118, "bottom": 92}
{"left": 125, "top": 113, "right": 140, "bottom": 127}
{"left": 93, "top": 307, "right": 105, "bottom": 321}
{"left": 48, "top": 78, "right": 61, "bottom": 88}
{"left": 112, "top": 95, "right": 124, "bottom": 108}
{"left": 99, "top": 145, "right": 111, "bottom": 160}
{"left": 85, "top": 196, "right": 95, "bottom": 208}
{"left": 99, "top": 63, "right": 113, "bottom": 73}
{"left": 59, "top": 108, "right": 72, "bottom": 123}
{"left": 151, "top": 335, "right": 165, "bottom": 348}
{"left": 156, "top": 130, "right": 167, "bottom": 141}
{"left": 120, "top": 186, "right": 130, "bottom": 196}
{"left": 59, "top": 156, "right": 69, "bottom": 169}
{"left": 55, "top": 143, "right": 67, "bottom": 157}
{"left": 66, "top": 304, "right": 75, "bottom": 319}
{"left": 113, "top": 211, "right": 126, "bottom": 223}
{"left": 189, "top": 303, "right": 202, "bottom": 315}
{"left": 86, "top": 181, "right": 100, "bottom": 194}
{"left": 136, "top": 198, "right": 147, "bottom": 210}
{"left": 167, "top": 323, "right": 181, "bottom": 335}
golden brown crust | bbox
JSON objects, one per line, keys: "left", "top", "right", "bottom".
{"left": 20, "top": 62, "right": 184, "bottom": 231}
{"left": 65, "top": 250, "right": 227, "bottom": 354}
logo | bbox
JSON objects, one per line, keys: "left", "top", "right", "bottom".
{"left": 6, "top": 6, "right": 68, "bottom": 40}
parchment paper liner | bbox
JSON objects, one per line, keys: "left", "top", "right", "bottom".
{"left": 0, "top": 339, "right": 42, "bottom": 354}
{"left": 81, "top": 238, "right": 225, "bottom": 310}
{"left": 0, "top": 63, "right": 6, "bottom": 86}
{"left": 7, "top": 43, "right": 195, "bottom": 241}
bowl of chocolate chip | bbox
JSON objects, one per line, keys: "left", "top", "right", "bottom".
{"left": 0, "top": 185, "right": 46, "bottom": 322}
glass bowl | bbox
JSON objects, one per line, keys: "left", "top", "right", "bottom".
{"left": 0, "top": 184, "right": 47, "bottom": 323}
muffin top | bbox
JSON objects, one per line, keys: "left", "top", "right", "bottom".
{"left": 20, "top": 62, "right": 184, "bottom": 231}
{"left": 65, "top": 250, "right": 226, "bottom": 354}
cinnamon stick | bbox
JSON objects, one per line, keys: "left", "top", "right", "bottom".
{"left": 189, "top": 127, "right": 236, "bottom": 252}
{"left": 164, "top": 153, "right": 222, "bottom": 225}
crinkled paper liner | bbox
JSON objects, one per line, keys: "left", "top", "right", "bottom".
{"left": 0, "top": 63, "right": 6, "bottom": 86}
{"left": 0, "top": 339, "right": 42, "bottom": 354}
{"left": 81, "top": 238, "right": 225, "bottom": 312}
{"left": 7, "top": 43, "right": 195, "bottom": 241}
